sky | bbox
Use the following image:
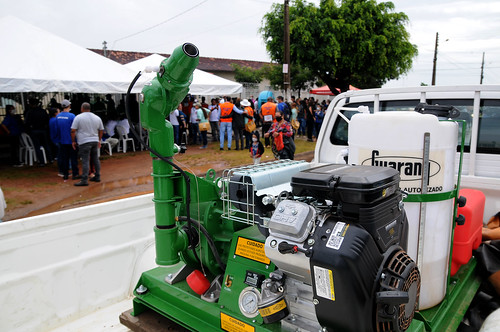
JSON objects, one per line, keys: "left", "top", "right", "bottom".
{"left": 1, "top": 0, "right": 499, "bottom": 88}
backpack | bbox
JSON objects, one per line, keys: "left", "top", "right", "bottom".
{"left": 283, "top": 102, "right": 291, "bottom": 121}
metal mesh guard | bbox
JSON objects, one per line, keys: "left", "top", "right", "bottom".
{"left": 220, "top": 160, "right": 308, "bottom": 226}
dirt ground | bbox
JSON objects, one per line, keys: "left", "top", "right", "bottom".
{"left": 1, "top": 140, "right": 314, "bottom": 221}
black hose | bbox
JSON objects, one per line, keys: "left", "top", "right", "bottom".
{"left": 125, "top": 71, "right": 201, "bottom": 268}
{"left": 178, "top": 216, "right": 226, "bottom": 272}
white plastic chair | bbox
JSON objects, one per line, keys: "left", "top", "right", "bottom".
{"left": 134, "top": 124, "right": 149, "bottom": 150}
{"left": 116, "top": 125, "right": 135, "bottom": 153}
{"left": 19, "top": 133, "right": 47, "bottom": 166}
{"left": 19, "top": 135, "right": 27, "bottom": 164}
{"left": 100, "top": 140, "right": 112, "bottom": 156}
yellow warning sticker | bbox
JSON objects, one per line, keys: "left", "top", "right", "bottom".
{"left": 258, "top": 299, "right": 287, "bottom": 317}
{"left": 234, "top": 237, "right": 270, "bottom": 265}
{"left": 328, "top": 269, "right": 335, "bottom": 301}
{"left": 220, "top": 312, "right": 255, "bottom": 332}
{"left": 313, "top": 266, "right": 335, "bottom": 301}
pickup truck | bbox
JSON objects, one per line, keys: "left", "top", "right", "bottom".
{"left": 316, "top": 84, "right": 500, "bottom": 219}
{"left": 1, "top": 84, "right": 499, "bottom": 332}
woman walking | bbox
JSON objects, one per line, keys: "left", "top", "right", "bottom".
{"left": 241, "top": 99, "right": 255, "bottom": 149}
{"left": 264, "top": 110, "right": 295, "bottom": 160}
{"left": 197, "top": 104, "right": 209, "bottom": 149}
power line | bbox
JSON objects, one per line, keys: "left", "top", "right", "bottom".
{"left": 246, "top": 0, "right": 274, "bottom": 4}
{"left": 439, "top": 53, "right": 479, "bottom": 71}
{"left": 111, "top": 0, "right": 208, "bottom": 48}
{"left": 145, "top": 10, "right": 265, "bottom": 52}
{"left": 412, "top": 67, "right": 492, "bottom": 73}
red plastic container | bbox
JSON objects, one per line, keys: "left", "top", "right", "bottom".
{"left": 451, "top": 188, "right": 485, "bottom": 276}
{"left": 186, "top": 270, "right": 211, "bottom": 295}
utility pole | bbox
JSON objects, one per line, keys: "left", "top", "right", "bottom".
{"left": 283, "top": 0, "right": 291, "bottom": 100}
{"left": 431, "top": 32, "right": 438, "bottom": 85}
{"left": 480, "top": 52, "right": 485, "bottom": 84}
{"left": 102, "top": 40, "right": 108, "bottom": 58}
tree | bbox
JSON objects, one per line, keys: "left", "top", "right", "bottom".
{"left": 262, "top": 63, "right": 318, "bottom": 97}
{"left": 231, "top": 64, "right": 264, "bottom": 87}
{"left": 260, "top": 0, "right": 418, "bottom": 94}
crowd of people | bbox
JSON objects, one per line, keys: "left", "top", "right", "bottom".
{"left": 0, "top": 95, "right": 130, "bottom": 186}
{"left": 0, "top": 93, "right": 331, "bottom": 182}
{"left": 173, "top": 94, "right": 330, "bottom": 163}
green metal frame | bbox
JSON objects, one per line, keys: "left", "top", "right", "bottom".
{"left": 139, "top": 44, "right": 199, "bottom": 266}
{"left": 133, "top": 226, "right": 283, "bottom": 332}
{"left": 132, "top": 46, "right": 481, "bottom": 330}
{"left": 406, "top": 120, "right": 481, "bottom": 331}
{"left": 410, "top": 259, "right": 481, "bottom": 331}
{"left": 132, "top": 264, "right": 223, "bottom": 332}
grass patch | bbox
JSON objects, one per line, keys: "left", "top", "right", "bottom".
{"left": 34, "top": 182, "right": 58, "bottom": 188}
{"left": 175, "top": 138, "right": 316, "bottom": 168}
{"left": 5, "top": 198, "right": 16, "bottom": 206}
{"left": 1, "top": 186, "right": 22, "bottom": 193}
{"left": 5, "top": 198, "right": 24, "bottom": 211}
{"left": 20, "top": 200, "right": 33, "bottom": 205}
{"left": 101, "top": 152, "right": 138, "bottom": 161}
{"left": 0, "top": 168, "right": 45, "bottom": 180}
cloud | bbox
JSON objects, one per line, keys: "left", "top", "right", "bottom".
{"left": 1, "top": 0, "right": 499, "bottom": 86}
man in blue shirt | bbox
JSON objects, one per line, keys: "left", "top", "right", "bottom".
{"left": 56, "top": 100, "right": 80, "bottom": 181}
{"left": 48, "top": 107, "right": 63, "bottom": 176}
{"left": 276, "top": 96, "right": 291, "bottom": 121}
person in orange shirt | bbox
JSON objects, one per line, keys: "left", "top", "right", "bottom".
{"left": 240, "top": 99, "right": 255, "bottom": 149}
{"left": 260, "top": 97, "right": 276, "bottom": 148}
{"left": 219, "top": 96, "right": 245, "bottom": 150}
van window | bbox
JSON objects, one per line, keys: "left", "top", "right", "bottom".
{"left": 330, "top": 98, "right": 500, "bottom": 154}
{"left": 478, "top": 99, "right": 500, "bottom": 154}
{"left": 426, "top": 99, "right": 473, "bottom": 152}
{"left": 329, "top": 100, "right": 420, "bottom": 145}
{"left": 379, "top": 100, "right": 420, "bottom": 112}
{"left": 330, "top": 102, "right": 373, "bottom": 145}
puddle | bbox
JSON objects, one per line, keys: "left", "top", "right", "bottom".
{"left": 26, "top": 175, "right": 154, "bottom": 217}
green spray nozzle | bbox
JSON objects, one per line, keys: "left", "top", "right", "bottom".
{"left": 140, "top": 43, "right": 199, "bottom": 134}
{"left": 139, "top": 43, "right": 199, "bottom": 266}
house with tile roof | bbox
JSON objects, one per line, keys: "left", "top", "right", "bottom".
{"left": 89, "top": 49, "right": 272, "bottom": 97}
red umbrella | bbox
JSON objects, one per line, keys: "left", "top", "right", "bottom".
{"left": 310, "top": 85, "right": 359, "bottom": 95}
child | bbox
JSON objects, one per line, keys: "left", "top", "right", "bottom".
{"left": 477, "top": 212, "right": 500, "bottom": 296}
{"left": 249, "top": 131, "right": 264, "bottom": 164}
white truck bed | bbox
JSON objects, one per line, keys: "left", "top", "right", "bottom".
{"left": 0, "top": 194, "right": 157, "bottom": 332}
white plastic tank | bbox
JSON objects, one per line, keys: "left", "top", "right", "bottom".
{"left": 347, "top": 111, "right": 458, "bottom": 310}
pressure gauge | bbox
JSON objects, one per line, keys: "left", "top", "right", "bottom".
{"left": 238, "top": 287, "right": 260, "bottom": 318}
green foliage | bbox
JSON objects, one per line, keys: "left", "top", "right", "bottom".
{"left": 262, "top": 63, "right": 318, "bottom": 96}
{"left": 261, "top": 64, "right": 283, "bottom": 90}
{"left": 291, "top": 64, "right": 319, "bottom": 95}
{"left": 231, "top": 64, "right": 264, "bottom": 85}
{"left": 260, "top": 0, "right": 418, "bottom": 93}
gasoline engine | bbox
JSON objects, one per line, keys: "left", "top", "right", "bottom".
{"left": 128, "top": 43, "right": 420, "bottom": 332}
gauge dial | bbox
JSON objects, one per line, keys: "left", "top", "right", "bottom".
{"left": 238, "top": 287, "right": 260, "bottom": 318}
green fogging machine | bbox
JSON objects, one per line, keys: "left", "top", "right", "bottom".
{"left": 127, "top": 43, "right": 421, "bottom": 332}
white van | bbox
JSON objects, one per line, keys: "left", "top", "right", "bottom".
{"left": 315, "top": 85, "right": 500, "bottom": 220}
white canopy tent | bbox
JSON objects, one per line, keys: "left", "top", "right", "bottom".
{"left": 0, "top": 16, "right": 138, "bottom": 94}
{"left": 125, "top": 54, "right": 243, "bottom": 95}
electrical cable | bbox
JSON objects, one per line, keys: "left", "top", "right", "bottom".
{"left": 125, "top": 71, "right": 202, "bottom": 268}
{"left": 112, "top": 0, "right": 208, "bottom": 48}
{"left": 147, "top": 11, "right": 263, "bottom": 51}
{"left": 173, "top": 156, "right": 206, "bottom": 276}
{"left": 178, "top": 216, "right": 226, "bottom": 271}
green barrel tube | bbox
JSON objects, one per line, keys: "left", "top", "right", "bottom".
{"left": 139, "top": 43, "right": 199, "bottom": 265}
